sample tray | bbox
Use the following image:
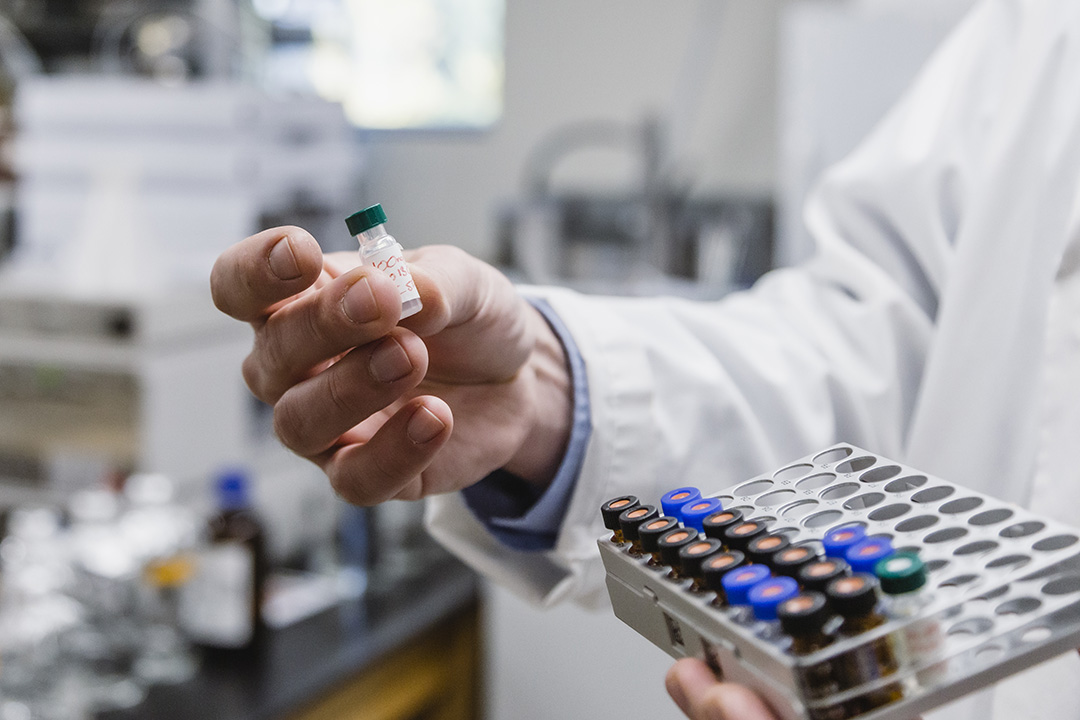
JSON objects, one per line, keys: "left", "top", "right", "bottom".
{"left": 599, "top": 444, "right": 1080, "bottom": 720}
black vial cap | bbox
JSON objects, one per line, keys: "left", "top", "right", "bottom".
{"left": 601, "top": 495, "right": 640, "bottom": 531}
{"left": 701, "top": 550, "right": 747, "bottom": 593}
{"left": 702, "top": 508, "right": 744, "bottom": 541}
{"left": 797, "top": 558, "right": 851, "bottom": 594}
{"left": 723, "top": 519, "right": 769, "bottom": 552}
{"left": 658, "top": 528, "right": 699, "bottom": 567}
{"left": 639, "top": 516, "right": 681, "bottom": 554}
{"left": 679, "top": 538, "right": 725, "bottom": 579}
{"left": 825, "top": 573, "right": 880, "bottom": 618}
{"left": 618, "top": 505, "right": 659, "bottom": 542}
{"left": 771, "top": 545, "right": 819, "bottom": 579}
{"left": 778, "top": 592, "right": 831, "bottom": 636}
{"left": 746, "top": 534, "right": 792, "bottom": 566}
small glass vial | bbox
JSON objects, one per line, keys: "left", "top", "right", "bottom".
{"left": 845, "top": 536, "right": 894, "bottom": 575}
{"left": 600, "top": 495, "right": 640, "bottom": 544}
{"left": 746, "top": 534, "right": 792, "bottom": 567}
{"left": 678, "top": 538, "right": 725, "bottom": 592}
{"left": 723, "top": 519, "right": 770, "bottom": 553}
{"left": 657, "top": 528, "right": 700, "bottom": 579}
{"left": 680, "top": 497, "right": 723, "bottom": 533}
{"left": 798, "top": 558, "right": 851, "bottom": 595}
{"left": 702, "top": 508, "right": 744, "bottom": 543}
{"left": 825, "top": 573, "right": 902, "bottom": 708}
{"left": 778, "top": 592, "right": 841, "bottom": 704}
{"left": 345, "top": 203, "right": 422, "bottom": 319}
{"left": 638, "top": 516, "right": 681, "bottom": 568}
{"left": 771, "top": 545, "right": 819, "bottom": 579}
{"left": 618, "top": 505, "right": 659, "bottom": 557}
{"left": 875, "top": 552, "right": 946, "bottom": 683}
{"left": 721, "top": 564, "right": 772, "bottom": 606}
{"left": 748, "top": 576, "right": 800, "bottom": 632}
{"left": 661, "top": 486, "right": 702, "bottom": 520}
{"left": 701, "top": 550, "right": 746, "bottom": 606}
{"left": 822, "top": 524, "right": 867, "bottom": 560}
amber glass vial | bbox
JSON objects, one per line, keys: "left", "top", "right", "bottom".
{"left": 826, "top": 574, "right": 902, "bottom": 710}
{"left": 618, "top": 504, "right": 659, "bottom": 557}
{"left": 638, "top": 516, "right": 681, "bottom": 567}
{"left": 600, "top": 495, "right": 640, "bottom": 543}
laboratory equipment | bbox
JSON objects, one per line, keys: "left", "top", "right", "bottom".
{"left": 345, "top": 203, "right": 422, "bottom": 319}
{"left": 598, "top": 444, "right": 1080, "bottom": 720}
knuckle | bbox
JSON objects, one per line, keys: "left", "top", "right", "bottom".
{"left": 272, "top": 397, "right": 308, "bottom": 453}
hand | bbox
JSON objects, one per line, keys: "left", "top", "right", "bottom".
{"left": 210, "top": 226, "right": 573, "bottom": 504}
{"left": 666, "top": 658, "right": 780, "bottom": 720}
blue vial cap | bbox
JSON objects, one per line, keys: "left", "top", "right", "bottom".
{"left": 680, "top": 497, "right": 723, "bottom": 533}
{"left": 661, "top": 487, "right": 702, "bottom": 520}
{"left": 845, "top": 536, "right": 895, "bottom": 574}
{"left": 748, "top": 576, "right": 801, "bottom": 621}
{"left": 721, "top": 564, "right": 772, "bottom": 605}
{"left": 215, "top": 468, "right": 252, "bottom": 511}
{"left": 822, "top": 524, "right": 867, "bottom": 559}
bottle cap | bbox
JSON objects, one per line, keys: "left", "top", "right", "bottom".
{"left": 345, "top": 203, "right": 388, "bottom": 236}
{"left": 826, "top": 573, "right": 880, "bottom": 617}
{"left": 601, "top": 495, "right": 640, "bottom": 531}
{"left": 701, "top": 550, "right": 747, "bottom": 593}
{"left": 748, "top": 576, "right": 800, "bottom": 621}
{"left": 661, "top": 487, "right": 702, "bottom": 519}
{"left": 771, "top": 545, "right": 819, "bottom": 578}
{"left": 679, "top": 538, "right": 725, "bottom": 578}
{"left": 702, "top": 508, "right": 744, "bottom": 541}
{"left": 618, "top": 505, "right": 659, "bottom": 541}
{"left": 778, "top": 592, "right": 831, "bottom": 636}
{"left": 216, "top": 468, "right": 251, "bottom": 511}
{"left": 680, "top": 497, "right": 723, "bottom": 533}
{"left": 845, "top": 536, "right": 895, "bottom": 574}
{"left": 875, "top": 552, "right": 928, "bottom": 594}
{"left": 746, "top": 534, "right": 791, "bottom": 565}
{"left": 723, "top": 519, "right": 769, "bottom": 552}
{"left": 639, "top": 516, "right": 681, "bottom": 554}
{"left": 658, "top": 528, "right": 699, "bottom": 567}
{"left": 798, "top": 558, "right": 850, "bottom": 593}
{"left": 721, "top": 564, "right": 772, "bottom": 605}
{"left": 822, "top": 524, "right": 867, "bottom": 559}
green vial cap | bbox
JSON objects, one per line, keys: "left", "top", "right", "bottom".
{"left": 875, "top": 552, "right": 927, "bottom": 594}
{"left": 345, "top": 203, "right": 388, "bottom": 236}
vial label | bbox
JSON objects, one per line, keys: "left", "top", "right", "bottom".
{"left": 363, "top": 244, "right": 421, "bottom": 311}
{"left": 178, "top": 542, "right": 254, "bottom": 647}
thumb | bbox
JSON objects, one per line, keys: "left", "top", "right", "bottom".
{"left": 666, "top": 658, "right": 779, "bottom": 720}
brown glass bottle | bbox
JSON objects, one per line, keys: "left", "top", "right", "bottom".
{"left": 777, "top": 592, "right": 840, "bottom": 703}
{"left": 825, "top": 574, "right": 902, "bottom": 711}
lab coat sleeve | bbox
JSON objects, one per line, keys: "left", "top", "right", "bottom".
{"left": 426, "top": 0, "right": 1030, "bottom": 608}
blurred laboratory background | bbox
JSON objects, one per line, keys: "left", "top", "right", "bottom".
{"left": 0, "top": 0, "right": 976, "bottom": 719}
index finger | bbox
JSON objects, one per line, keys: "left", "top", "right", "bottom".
{"left": 211, "top": 226, "right": 325, "bottom": 322}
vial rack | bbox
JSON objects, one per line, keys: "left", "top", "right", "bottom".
{"left": 598, "top": 445, "right": 1080, "bottom": 720}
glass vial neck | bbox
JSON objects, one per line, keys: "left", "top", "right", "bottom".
{"left": 355, "top": 223, "right": 391, "bottom": 249}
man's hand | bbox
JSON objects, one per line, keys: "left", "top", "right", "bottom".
{"left": 666, "top": 659, "right": 780, "bottom": 720}
{"left": 210, "top": 226, "right": 572, "bottom": 505}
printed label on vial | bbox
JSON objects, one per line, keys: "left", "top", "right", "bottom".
{"left": 364, "top": 245, "right": 421, "bottom": 304}
{"left": 177, "top": 542, "right": 254, "bottom": 647}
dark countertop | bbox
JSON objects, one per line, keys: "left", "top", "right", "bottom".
{"left": 100, "top": 555, "right": 480, "bottom": 720}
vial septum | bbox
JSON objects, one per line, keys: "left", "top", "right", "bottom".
{"left": 345, "top": 204, "right": 422, "bottom": 319}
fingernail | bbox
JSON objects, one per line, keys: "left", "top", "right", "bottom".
{"left": 407, "top": 406, "right": 445, "bottom": 444}
{"left": 268, "top": 237, "right": 301, "bottom": 280}
{"left": 369, "top": 337, "right": 412, "bottom": 383}
{"left": 342, "top": 277, "right": 379, "bottom": 324}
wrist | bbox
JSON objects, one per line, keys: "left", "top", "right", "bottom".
{"left": 502, "top": 302, "right": 573, "bottom": 489}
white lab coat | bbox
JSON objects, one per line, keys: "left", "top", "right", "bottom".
{"left": 428, "top": 0, "right": 1080, "bottom": 716}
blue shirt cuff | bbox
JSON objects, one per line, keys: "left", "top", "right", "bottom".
{"left": 459, "top": 296, "right": 592, "bottom": 551}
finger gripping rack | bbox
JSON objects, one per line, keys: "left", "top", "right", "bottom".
{"left": 598, "top": 445, "right": 1080, "bottom": 720}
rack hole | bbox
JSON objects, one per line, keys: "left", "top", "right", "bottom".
{"left": 1032, "top": 535, "right": 1079, "bottom": 552}
{"left": 772, "top": 526, "right": 801, "bottom": 538}
{"left": 940, "top": 497, "right": 984, "bottom": 514}
{"left": 975, "top": 645, "right": 1005, "bottom": 662}
{"left": 895, "top": 515, "right": 939, "bottom": 533}
{"left": 796, "top": 473, "right": 836, "bottom": 490}
{"left": 814, "top": 447, "right": 853, "bottom": 465}
{"left": 843, "top": 493, "right": 885, "bottom": 511}
{"left": 804, "top": 510, "right": 844, "bottom": 529}
{"left": 1000, "top": 521, "right": 1045, "bottom": 539}
{"left": 734, "top": 479, "right": 773, "bottom": 497}
{"left": 940, "top": 574, "right": 980, "bottom": 588}
{"left": 954, "top": 540, "right": 998, "bottom": 557}
{"left": 774, "top": 463, "right": 814, "bottom": 481}
{"left": 1042, "top": 575, "right": 1080, "bottom": 596}
{"left": 985, "top": 555, "right": 1031, "bottom": 571}
{"left": 780, "top": 500, "right": 820, "bottom": 520}
{"left": 756, "top": 489, "right": 797, "bottom": 507}
{"left": 970, "top": 509, "right": 1014, "bottom": 526}
{"left": 836, "top": 456, "right": 876, "bottom": 474}
{"left": 925, "top": 559, "right": 950, "bottom": 573}
{"left": 925, "top": 527, "right": 969, "bottom": 544}
{"left": 996, "top": 597, "right": 1042, "bottom": 616}
{"left": 948, "top": 617, "right": 993, "bottom": 636}
{"left": 884, "top": 475, "right": 928, "bottom": 493}
{"left": 869, "top": 504, "right": 911, "bottom": 521}
{"left": 860, "top": 465, "right": 902, "bottom": 484}
{"left": 1021, "top": 627, "right": 1053, "bottom": 643}
{"left": 820, "top": 483, "right": 860, "bottom": 501}
{"left": 975, "top": 585, "right": 1011, "bottom": 601}
{"left": 912, "top": 486, "right": 955, "bottom": 504}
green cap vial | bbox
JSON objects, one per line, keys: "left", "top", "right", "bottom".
{"left": 345, "top": 204, "right": 388, "bottom": 236}
{"left": 875, "top": 552, "right": 928, "bottom": 595}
